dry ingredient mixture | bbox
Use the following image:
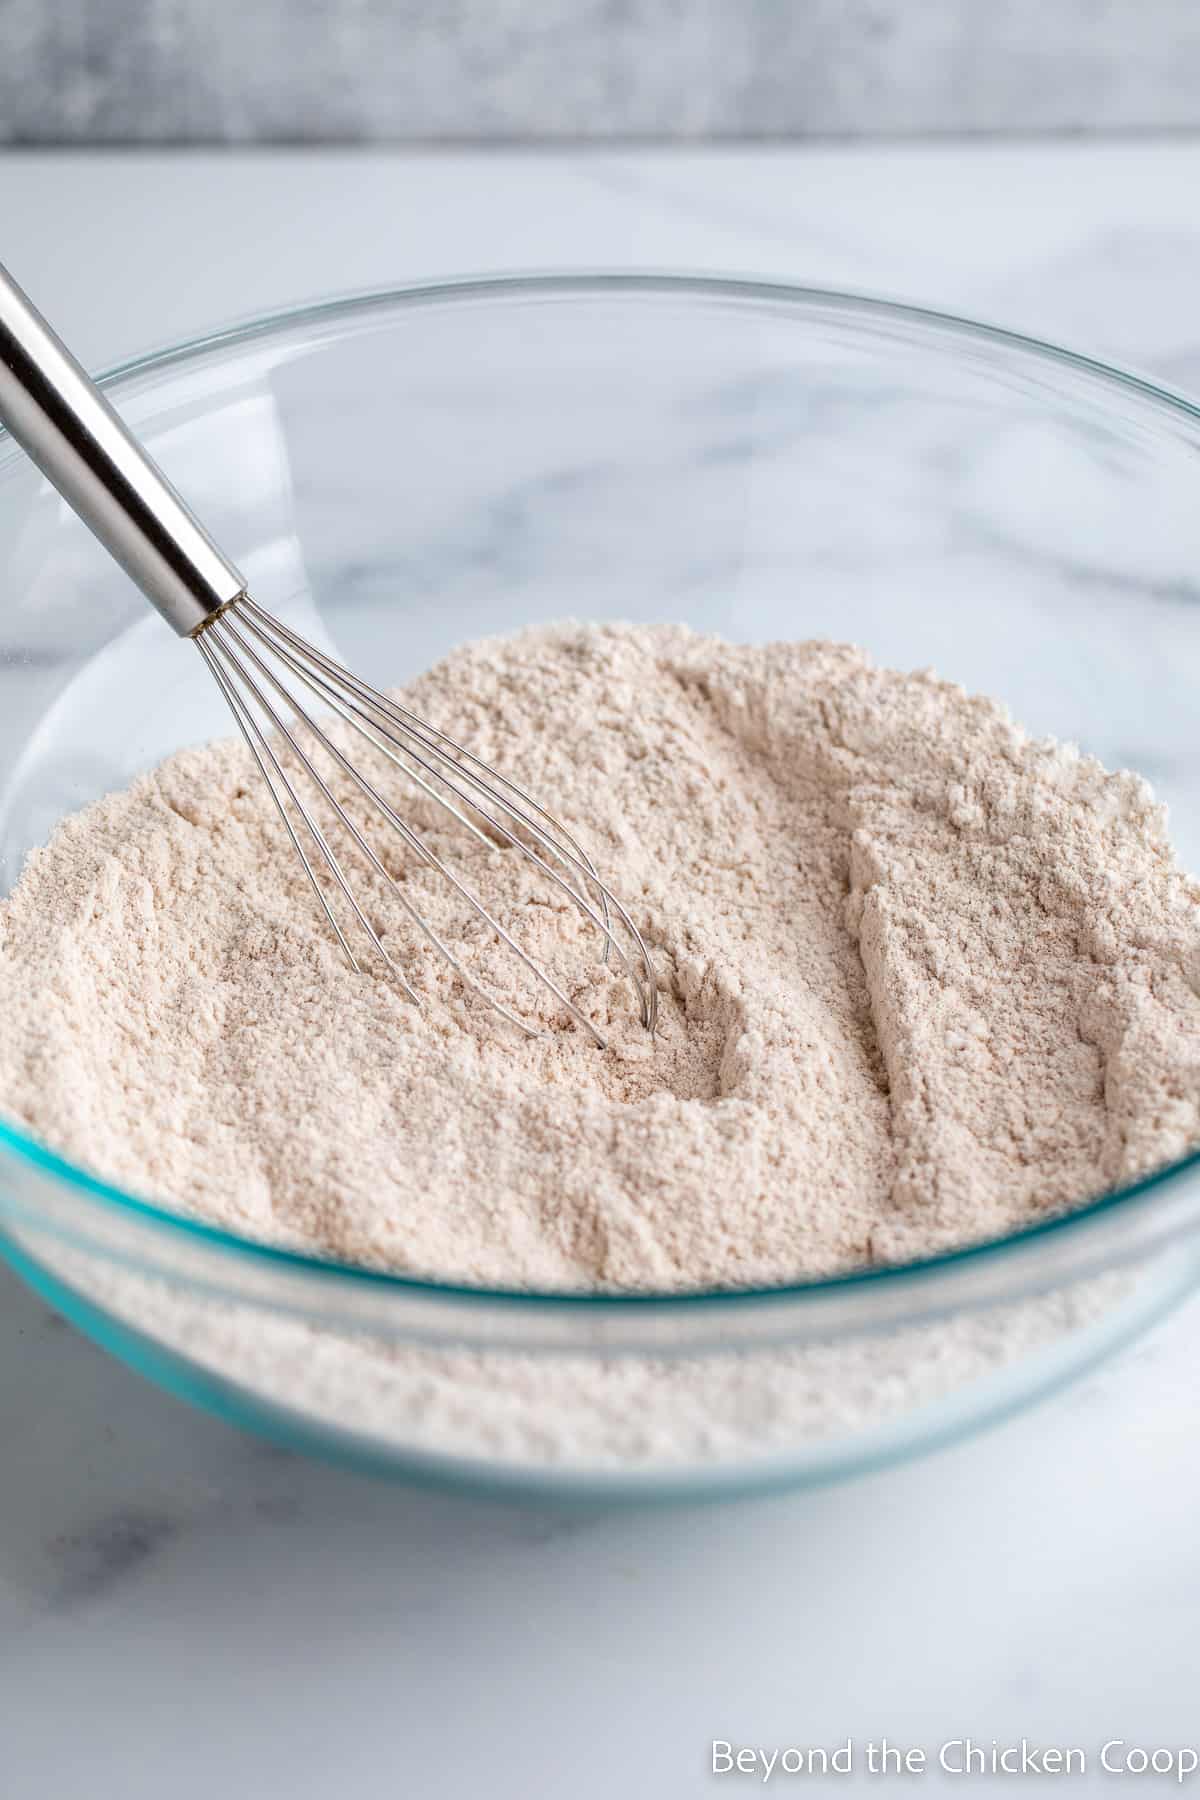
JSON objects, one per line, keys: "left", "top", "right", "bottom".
{"left": 3, "top": 622, "right": 1200, "bottom": 1470}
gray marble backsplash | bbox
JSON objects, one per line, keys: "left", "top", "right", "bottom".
{"left": 3, "top": 0, "right": 1200, "bottom": 143}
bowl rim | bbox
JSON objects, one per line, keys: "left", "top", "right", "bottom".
{"left": 3, "top": 268, "right": 1200, "bottom": 1326}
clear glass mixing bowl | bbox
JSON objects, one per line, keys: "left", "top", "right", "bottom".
{"left": 2, "top": 274, "right": 1200, "bottom": 1500}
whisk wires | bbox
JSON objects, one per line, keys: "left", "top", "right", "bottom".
{"left": 195, "top": 597, "right": 657, "bottom": 1048}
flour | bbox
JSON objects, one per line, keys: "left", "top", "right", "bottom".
{"left": 2, "top": 623, "right": 1199, "bottom": 1473}
{"left": 3, "top": 623, "right": 1200, "bottom": 1286}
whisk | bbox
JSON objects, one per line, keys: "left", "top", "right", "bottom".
{"left": 0, "top": 263, "right": 656, "bottom": 1047}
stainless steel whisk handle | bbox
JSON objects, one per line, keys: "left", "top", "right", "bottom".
{"left": 0, "top": 260, "right": 245, "bottom": 636}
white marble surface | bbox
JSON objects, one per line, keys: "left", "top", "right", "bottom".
{"left": 4, "top": 143, "right": 1200, "bottom": 1795}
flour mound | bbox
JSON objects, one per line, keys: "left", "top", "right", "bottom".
{"left": 2, "top": 623, "right": 1198, "bottom": 1290}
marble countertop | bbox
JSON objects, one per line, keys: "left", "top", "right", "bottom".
{"left": 4, "top": 142, "right": 1200, "bottom": 1797}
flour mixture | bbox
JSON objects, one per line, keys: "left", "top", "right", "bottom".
{"left": 2, "top": 623, "right": 1199, "bottom": 1291}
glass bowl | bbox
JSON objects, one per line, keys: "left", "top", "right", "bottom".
{"left": 2, "top": 274, "right": 1200, "bottom": 1501}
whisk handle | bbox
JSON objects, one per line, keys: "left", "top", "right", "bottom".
{"left": 0, "top": 260, "right": 244, "bottom": 636}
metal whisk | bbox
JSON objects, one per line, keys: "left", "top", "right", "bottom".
{"left": 0, "top": 262, "right": 656, "bottom": 1047}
